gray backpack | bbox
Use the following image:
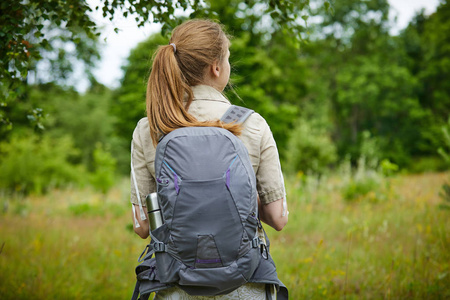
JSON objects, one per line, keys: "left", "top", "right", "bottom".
{"left": 131, "top": 106, "right": 288, "bottom": 299}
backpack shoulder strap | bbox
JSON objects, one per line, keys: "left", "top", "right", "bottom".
{"left": 221, "top": 105, "right": 254, "bottom": 124}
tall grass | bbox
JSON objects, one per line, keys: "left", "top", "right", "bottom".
{"left": 268, "top": 172, "right": 450, "bottom": 299}
{"left": 1, "top": 173, "right": 449, "bottom": 299}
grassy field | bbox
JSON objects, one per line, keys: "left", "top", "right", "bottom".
{"left": 0, "top": 172, "right": 449, "bottom": 299}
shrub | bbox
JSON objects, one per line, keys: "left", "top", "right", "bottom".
{"left": 438, "top": 118, "right": 450, "bottom": 210}
{"left": 89, "top": 143, "right": 117, "bottom": 194}
{"left": 341, "top": 175, "right": 381, "bottom": 202}
{"left": 340, "top": 152, "right": 397, "bottom": 203}
{"left": 284, "top": 118, "right": 337, "bottom": 174}
{"left": 439, "top": 183, "right": 450, "bottom": 210}
{"left": 0, "top": 134, "right": 86, "bottom": 195}
{"left": 437, "top": 117, "right": 450, "bottom": 170}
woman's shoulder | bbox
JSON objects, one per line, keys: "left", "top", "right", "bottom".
{"left": 137, "top": 117, "right": 149, "bottom": 127}
{"left": 134, "top": 117, "right": 149, "bottom": 135}
{"left": 243, "top": 110, "right": 271, "bottom": 136}
{"left": 133, "top": 117, "right": 152, "bottom": 147}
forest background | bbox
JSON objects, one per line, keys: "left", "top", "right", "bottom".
{"left": 1, "top": 0, "right": 450, "bottom": 299}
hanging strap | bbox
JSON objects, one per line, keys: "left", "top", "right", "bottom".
{"left": 221, "top": 105, "right": 254, "bottom": 124}
{"left": 265, "top": 284, "right": 273, "bottom": 300}
{"left": 131, "top": 281, "right": 140, "bottom": 300}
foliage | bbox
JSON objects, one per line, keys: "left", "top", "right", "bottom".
{"left": 89, "top": 143, "right": 117, "bottom": 194}
{"left": 437, "top": 117, "right": 450, "bottom": 210}
{"left": 7, "top": 83, "right": 117, "bottom": 170}
{"left": 439, "top": 183, "right": 450, "bottom": 210}
{"left": 379, "top": 159, "right": 399, "bottom": 177}
{"left": 0, "top": 0, "right": 326, "bottom": 131}
{"left": 68, "top": 201, "right": 124, "bottom": 217}
{"left": 437, "top": 118, "right": 450, "bottom": 164}
{"left": 0, "top": 83, "right": 118, "bottom": 195}
{"left": 408, "top": 156, "right": 449, "bottom": 173}
{"left": 293, "top": 0, "right": 450, "bottom": 170}
{"left": 339, "top": 156, "right": 386, "bottom": 203}
{"left": 0, "top": 0, "right": 100, "bottom": 130}
{"left": 285, "top": 117, "right": 337, "bottom": 174}
{"left": 335, "top": 55, "right": 424, "bottom": 165}
{"left": 0, "top": 0, "right": 98, "bottom": 83}
{"left": 0, "top": 134, "right": 86, "bottom": 195}
{"left": 399, "top": 2, "right": 450, "bottom": 160}
{"left": 44, "top": 83, "right": 116, "bottom": 169}
{"left": 338, "top": 132, "right": 397, "bottom": 203}
{"left": 98, "top": 0, "right": 317, "bottom": 37}
{"left": 413, "top": 2, "right": 450, "bottom": 122}
{"left": 305, "top": 1, "right": 423, "bottom": 166}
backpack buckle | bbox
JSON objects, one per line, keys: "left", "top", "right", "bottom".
{"left": 153, "top": 242, "right": 166, "bottom": 252}
{"left": 252, "top": 237, "right": 260, "bottom": 248}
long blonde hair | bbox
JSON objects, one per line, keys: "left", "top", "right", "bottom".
{"left": 146, "top": 19, "right": 241, "bottom": 145}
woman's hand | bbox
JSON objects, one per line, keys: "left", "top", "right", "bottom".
{"left": 132, "top": 204, "right": 150, "bottom": 239}
{"left": 258, "top": 196, "right": 288, "bottom": 231}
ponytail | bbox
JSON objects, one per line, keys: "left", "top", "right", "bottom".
{"left": 146, "top": 20, "right": 241, "bottom": 146}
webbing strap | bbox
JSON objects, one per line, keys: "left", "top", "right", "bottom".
{"left": 265, "top": 284, "right": 273, "bottom": 300}
{"left": 221, "top": 105, "right": 254, "bottom": 124}
{"left": 138, "top": 244, "right": 155, "bottom": 262}
{"left": 153, "top": 242, "right": 166, "bottom": 253}
{"left": 149, "top": 231, "right": 167, "bottom": 254}
{"left": 131, "top": 281, "right": 140, "bottom": 300}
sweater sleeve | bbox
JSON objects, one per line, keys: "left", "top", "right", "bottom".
{"left": 130, "top": 121, "right": 156, "bottom": 206}
{"left": 255, "top": 120, "right": 286, "bottom": 206}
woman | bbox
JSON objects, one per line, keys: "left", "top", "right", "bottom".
{"left": 131, "top": 19, "right": 288, "bottom": 299}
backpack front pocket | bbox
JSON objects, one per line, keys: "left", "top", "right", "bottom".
{"left": 170, "top": 177, "right": 243, "bottom": 267}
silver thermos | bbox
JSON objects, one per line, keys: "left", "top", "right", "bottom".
{"left": 145, "top": 193, "right": 164, "bottom": 231}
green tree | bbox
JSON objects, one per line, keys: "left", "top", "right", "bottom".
{"left": 0, "top": 82, "right": 119, "bottom": 195}
{"left": 1, "top": 0, "right": 323, "bottom": 132}
{"left": 400, "top": 2, "right": 450, "bottom": 157}
{"left": 23, "top": 82, "right": 115, "bottom": 170}
{"left": 0, "top": 1, "right": 100, "bottom": 132}
{"left": 302, "top": 0, "right": 442, "bottom": 167}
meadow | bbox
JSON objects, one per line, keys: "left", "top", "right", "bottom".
{"left": 0, "top": 172, "right": 449, "bottom": 299}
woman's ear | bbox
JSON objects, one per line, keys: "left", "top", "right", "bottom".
{"left": 211, "top": 61, "right": 220, "bottom": 78}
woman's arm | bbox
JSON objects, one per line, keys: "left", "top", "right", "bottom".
{"left": 258, "top": 196, "right": 288, "bottom": 231}
{"left": 133, "top": 204, "right": 150, "bottom": 239}
{"left": 130, "top": 120, "right": 157, "bottom": 240}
